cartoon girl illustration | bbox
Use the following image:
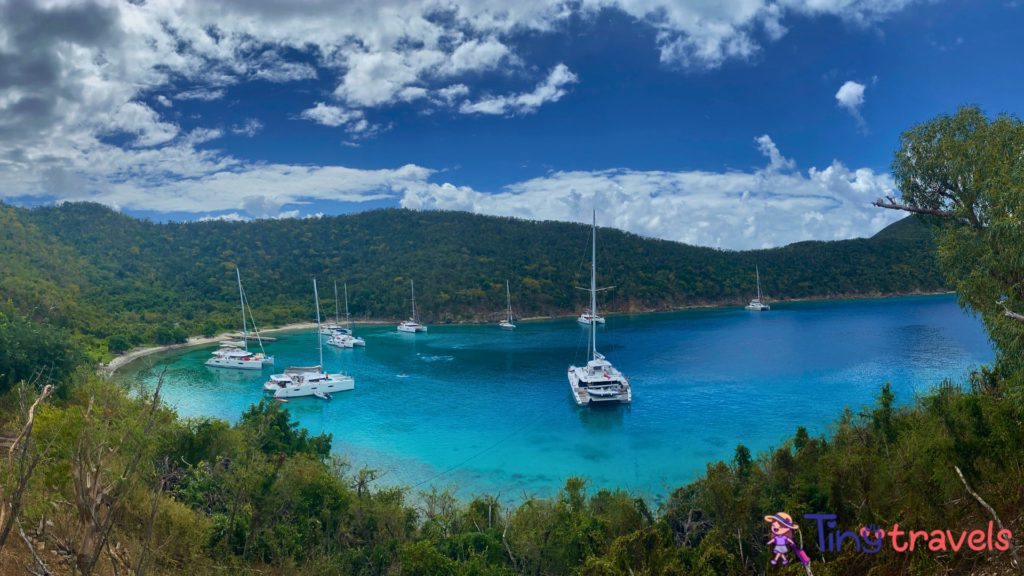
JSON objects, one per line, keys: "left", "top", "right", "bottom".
{"left": 765, "top": 512, "right": 798, "bottom": 565}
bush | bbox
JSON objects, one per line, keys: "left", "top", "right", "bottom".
{"left": 107, "top": 333, "right": 132, "bottom": 353}
{"left": 201, "top": 319, "right": 219, "bottom": 337}
{"left": 0, "top": 311, "right": 91, "bottom": 394}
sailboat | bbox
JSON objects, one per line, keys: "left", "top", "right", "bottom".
{"left": 327, "top": 282, "right": 366, "bottom": 347}
{"left": 263, "top": 279, "right": 354, "bottom": 398}
{"left": 746, "top": 266, "right": 770, "bottom": 311}
{"left": 206, "top": 268, "right": 273, "bottom": 370}
{"left": 321, "top": 280, "right": 350, "bottom": 335}
{"left": 499, "top": 280, "right": 516, "bottom": 330}
{"left": 398, "top": 279, "right": 427, "bottom": 333}
{"left": 567, "top": 212, "right": 631, "bottom": 406}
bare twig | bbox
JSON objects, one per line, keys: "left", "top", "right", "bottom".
{"left": 0, "top": 381, "right": 55, "bottom": 553}
{"left": 872, "top": 196, "right": 955, "bottom": 218}
{"left": 16, "top": 517, "right": 51, "bottom": 576}
{"left": 955, "top": 466, "right": 1023, "bottom": 573}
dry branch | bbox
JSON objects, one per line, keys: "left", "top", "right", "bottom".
{"left": 955, "top": 466, "right": 1023, "bottom": 573}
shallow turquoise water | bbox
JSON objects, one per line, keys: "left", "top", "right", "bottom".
{"left": 120, "top": 295, "right": 992, "bottom": 500}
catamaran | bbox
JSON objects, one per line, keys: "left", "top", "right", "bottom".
{"left": 320, "top": 281, "right": 352, "bottom": 335}
{"left": 746, "top": 266, "right": 770, "bottom": 311}
{"left": 568, "top": 212, "right": 631, "bottom": 406}
{"left": 206, "top": 268, "right": 273, "bottom": 370}
{"left": 398, "top": 279, "right": 427, "bottom": 333}
{"left": 327, "top": 283, "right": 366, "bottom": 347}
{"left": 264, "top": 279, "right": 354, "bottom": 398}
{"left": 499, "top": 280, "right": 516, "bottom": 330}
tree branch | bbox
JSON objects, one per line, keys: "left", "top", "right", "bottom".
{"left": 997, "top": 300, "right": 1024, "bottom": 324}
{"left": 955, "top": 466, "right": 1023, "bottom": 573}
{"left": 872, "top": 196, "right": 955, "bottom": 218}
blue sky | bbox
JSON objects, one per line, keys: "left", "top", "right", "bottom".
{"left": 1, "top": 0, "right": 1020, "bottom": 249}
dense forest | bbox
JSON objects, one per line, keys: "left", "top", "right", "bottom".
{"left": 1, "top": 201, "right": 942, "bottom": 360}
{"left": 1, "top": 107, "right": 1023, "bottom": 575}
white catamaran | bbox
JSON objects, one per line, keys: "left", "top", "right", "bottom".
{"left": 746, "top": 266, "right": 770, "bottom": 311}
{"left": 206, "top": 268, "right": 273, "bottom": 370}
{"left": 320, "top": 280, "right": 352, "bottom": 335}
{"left": 499, "top": 279, "right": 516, "bottom": 330}
{"left": 327, "top": 282, "right": 365, "bottom": 347}
{"left": 568, "top": 212, "right": 631, "bottom": 406}
{"left": 264, "top": 279, "right": 354, "bottom": 398}
{"left": 398, "top": 279, "right": 427, "bottom": 333}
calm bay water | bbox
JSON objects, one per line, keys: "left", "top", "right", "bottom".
{"left": 120, "top": 295, "right": 992, "bottom": 500}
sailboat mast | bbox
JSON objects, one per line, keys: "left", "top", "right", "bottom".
{"left": 411, "top": 280, "right": 416, "bottom": 322}
{"left": 506, "top": 279, "right": 512, "bottom": 323}
{"left": 345, "top": 283, "right": 351, "bottom": 331}
{"left": 314, "top": 279, "right": 323, "bottom": 370}
{"left": 334, "top": 280, "right": 340, "bottom": 325}
{"left": 591, "top": 211, "right": 597, "bottom": 362}
{"left": 237, "top": 268, "right": 247, "bottom": 352}
{"left": 756, "top": 266, "right": 762, "bottom": 302}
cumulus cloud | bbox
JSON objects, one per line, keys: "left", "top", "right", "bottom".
{"left": 231, "top": 119, "right": 264, "bottom": 137}
{"left": 460, "top": 64, "right": 578, "bottom": 115}
{"left": 400, "top": 136, "right": 903, "bottom": 250}
{"left": 836, "top": 81, "right": 867, "bottom": 127}
{"left": 299, "top": 103, "right": 363, "bottom": 128}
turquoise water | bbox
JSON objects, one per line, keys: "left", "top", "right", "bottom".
{"left": 120, "top": 295, "right": 992, "bottom": 500}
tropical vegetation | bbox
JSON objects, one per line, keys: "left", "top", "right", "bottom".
{"left": 1, "top": 200, "right": 941, "bottom": 360}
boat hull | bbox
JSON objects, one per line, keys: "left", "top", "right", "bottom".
{"left": 206, "top": 357, "right": 264, "bottom": 370}
{"left": 273, "top": 377, "right": 354, "bottom": 398}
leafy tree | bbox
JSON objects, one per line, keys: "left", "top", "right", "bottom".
{"left": 106, "top": 333, "right": 131, "bottom": 353}
{"left": 875, "top": 105, "right": 1024, "bottom": 395}
{"left": 0, "top": 311, "right": 90, "bottom": 395}
{"left": 238, "top": 400, "right": 332, "bottom": 459}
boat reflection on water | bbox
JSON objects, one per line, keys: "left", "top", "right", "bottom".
{"left": 575, "top": 400, "right": 627, "bottom": 431}
{"left": 205, "top": 365, "right": 263, "bottom": 379}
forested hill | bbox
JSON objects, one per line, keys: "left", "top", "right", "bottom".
{"left": 1, "top": 201, "right": 942, "bottom": 352}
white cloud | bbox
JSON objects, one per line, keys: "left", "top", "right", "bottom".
{"left": 460, "top": 64, "right": 578, "bottom": 115}
{"left": 199, "top": 212, "right": 250, "bottom": 222}
{"left": 175, "top": 88, "right": 227, "bottom": 102}
{"left": 231, "top": 119, "right": 264, "bottom": 137}
{"left": 107, "top": 102, "right": 179, "bottom": 147}
{"left": 155, "top": 95, "right": 173, "bottom": 107}
{"left": 299, "top": 103, "right": 364, "bottom": 128}
{"left": 400, "top": 136, "right": 903, "bottom": 250}
{"left": 836, "top": 81, "right": 867, "bottom": 127}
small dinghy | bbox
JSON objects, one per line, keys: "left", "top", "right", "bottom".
{"left": 275, "top": 398, "right": 289, "bottom": 403}
{"left": 313, "top": 391, "right": 332, "bottom": 400}
{"left": 397, "top": 374, "right": 411, "bottom": 378}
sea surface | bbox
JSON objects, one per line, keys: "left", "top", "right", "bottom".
{"left": 119, "top": 295, "right": 993, "bottom": 501}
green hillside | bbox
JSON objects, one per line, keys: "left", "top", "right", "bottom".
{"left": 0, "top": 202, "right": 942, "bottom": 353}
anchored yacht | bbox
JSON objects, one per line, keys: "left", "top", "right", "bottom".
{"left": 746, "top": 266, "right": 770, "bottom": 311}
{"left": 263, "top": 279, "right": 353, "bottom": 398}
{"left": 499, "top": 280, "right": 516, "bottom": 330}
{"left": 398, "top": 279, "right": 428, "bottom": 333}
{"left": 206, "top": 268, "right": 273, "bottom": 370}
{"left": 568, "top": 212, "right": 631, "bottom": 406}
{"left": 576, "top": 313, "right": 605, "bottom": 325}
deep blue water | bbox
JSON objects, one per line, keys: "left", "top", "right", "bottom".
{"left": 120, "top": 295, "right": 992, "bottom": 500}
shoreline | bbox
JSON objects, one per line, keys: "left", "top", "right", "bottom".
{"left": 104, "top": 291, "right": 954, "bottom": 375}
{"left": 102, "top": 322, "right": 319, "bottom": 376}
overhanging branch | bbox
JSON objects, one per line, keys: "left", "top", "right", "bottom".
{"left": 872, "top": 196, "right": 955, "bottom": 218}
{"left": 997, "top": 300, "right": 1024, "bottom": 324}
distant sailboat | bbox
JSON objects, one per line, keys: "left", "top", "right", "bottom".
{"left": 327, "top": 282, "right": 365, "bottom": 347}
{"left": 746, "top": 266, "right": 770, "bottom": 311}
{"left": 499, "top": 280, "right": 516, "bottom": 330}
{"left": 398, "top": 279, "right": 427, "bottom": 333}
{"left": 567, "top": 211, "right": 631, "bottom": 406}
